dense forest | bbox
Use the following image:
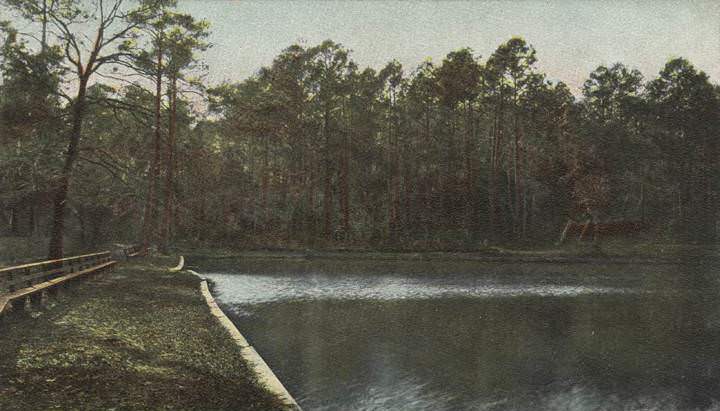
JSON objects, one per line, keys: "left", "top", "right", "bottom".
{"left": 1, "top": 0, "right": 718, "bottom": 258}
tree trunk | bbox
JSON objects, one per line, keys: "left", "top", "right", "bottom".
{"left": 558, "top": 219, "right": 574, "bottom": 245}
{"left": 261, "top": 130, "right": 269, "bottom": 231}
{"left": 322, "top": 107, "right": 333, "bottom": 239}
{"left": 29, "top": 205, "right": 36, "bottom": 236}
{"left": 162, "top": 71, "right": 177, "bottom": 250}
{"left": 0, "top": 205, "right": 9, "bottom": 234}
{"left": 307, "top": 144, "right": 317, "bottom": 241}
{"left": 40, "top": 0, "right": 48, "bottom": 53}
{"left": 506, "top": 168, "right": 513, "bottom": 236}
{"left": 143, "top": 41, "right": 163, "bottom": 250}
{"left": 513, "top": 115, "right": 521, "bottom": 238}
{"left": 340, "top": 129, "right": 351, "bottom": 239}
{"left": 424, "top": 104, "right": 432, "bottom": 229}
{"left": 73, "top": 206, "right": 86, "bottom": 246}
{"left": 639, "top": 182, "right": 645, "bottom": 224}
{"left": 488, "top": 127, "right": 496, "bottom": 241}
{"left": 10, "top": 207, "right": 18, "bottom": 235}
{"left": 489, "top": 91, "right": 505, "bottom": 241}
{"left": 394, "top": 131, "right": 402, "bottom": 235}
{"left": 388, "top": 109, "right": 400, "bottom": 240}
{"left": 48, "top": 76, "right": 89, "bottom": 259}
{"left": 404, "top": 173, "right": 412, "bottom": 234}
{"left": 464, "top": 102, "right": 473, "bottom": 231}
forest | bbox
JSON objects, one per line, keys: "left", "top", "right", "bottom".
{"left": 1, "top": 0, "right": 719, "bottom": 258}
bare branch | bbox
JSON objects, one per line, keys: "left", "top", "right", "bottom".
{"left": 50, "top": 16, "right": 84, "bottom": 73}
{"left": 90, "top": 51, "right": 136, "bottom": 73}
{"left": 87, "top": 95, "right": 154, "bottom": 116}
{"left": 78, "top": 155, "right": 132, "bottom": 186}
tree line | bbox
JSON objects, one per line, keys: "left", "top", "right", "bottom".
{"left": 1, "top": 0, "right": 718, "bottom": 257}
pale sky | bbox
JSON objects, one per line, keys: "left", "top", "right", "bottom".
{"left": 1, "top": 1, "right": 718, "bottom": 95}
{"left": 176, "top": 0, "right": 720, "bottom": 94}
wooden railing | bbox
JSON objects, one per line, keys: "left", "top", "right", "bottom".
{"left": 122, "top": 245, "right": 144, "bottom": 259}
{"left": 0, "top": 251, "right": 116, "bottom": 316}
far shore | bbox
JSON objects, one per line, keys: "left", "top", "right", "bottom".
{"left": 181, "top": 243, "right": 720, "bottom": 266}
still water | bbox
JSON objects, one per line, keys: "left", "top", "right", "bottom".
{"left": 200, "top": 257, "right": 720, "bottom": 410}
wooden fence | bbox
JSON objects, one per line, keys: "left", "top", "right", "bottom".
{"left": 0, "top": 251, "right": 117, "bottom": 316}
{"left": 122, "top": 245, "right": 144, "bottom": 259}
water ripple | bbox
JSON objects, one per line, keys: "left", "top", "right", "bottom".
{"left": 203, "top": 272, "right": 640, "bottom": 306}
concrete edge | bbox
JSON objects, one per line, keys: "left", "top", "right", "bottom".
{"left": 0, "top": 296, "right": 8, "bottom": 317}
{"left": 189, "top": 269, "right": 301, "bottom": 410}
{"left": 169, "top": 256, "right": 185, "bottom": 272}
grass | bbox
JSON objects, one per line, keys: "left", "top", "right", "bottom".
{"left": 0, "top": 256, "right": 290, "bottom": 411}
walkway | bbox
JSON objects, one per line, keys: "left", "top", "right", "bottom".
{"left": 0, "top": 257, "right": 289, "bottom": 410}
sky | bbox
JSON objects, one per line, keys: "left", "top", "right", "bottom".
{"left": 175, "top": 0, "right": 720, "bottom": 94}
{"left": 1, "top": 1, "right": 718, "bottom": 95}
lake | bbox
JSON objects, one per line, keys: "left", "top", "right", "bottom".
{"left": 199, "top": 257, "right": 720, "bottom": 410}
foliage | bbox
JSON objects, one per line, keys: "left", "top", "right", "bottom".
{"left": 0, "top": 5, "right": 718, "bottom": 251}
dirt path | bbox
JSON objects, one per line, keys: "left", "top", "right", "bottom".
{"left": 0, "top": 257, "right": 289, "bottom": 411}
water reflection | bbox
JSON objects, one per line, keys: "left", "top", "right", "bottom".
{"left": 201, "top": 258, "right": 720, "bottom": 410}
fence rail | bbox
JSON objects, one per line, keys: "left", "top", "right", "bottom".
{"left": 0, "top": 251, "right": 116, "bottom": 316}
{"left": 123, "top": 245, "right": 144, "bottom": 259}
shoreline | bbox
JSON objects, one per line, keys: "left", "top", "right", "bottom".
{"left": 188, "top": 268, "right": 302, "bottom": 410}
{"left": 184, "top": 249, "right": 719, "bottom": 266}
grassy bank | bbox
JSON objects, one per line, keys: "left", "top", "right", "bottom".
{"left": 0, "top": 257, "right": 289, "bottom": 411}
